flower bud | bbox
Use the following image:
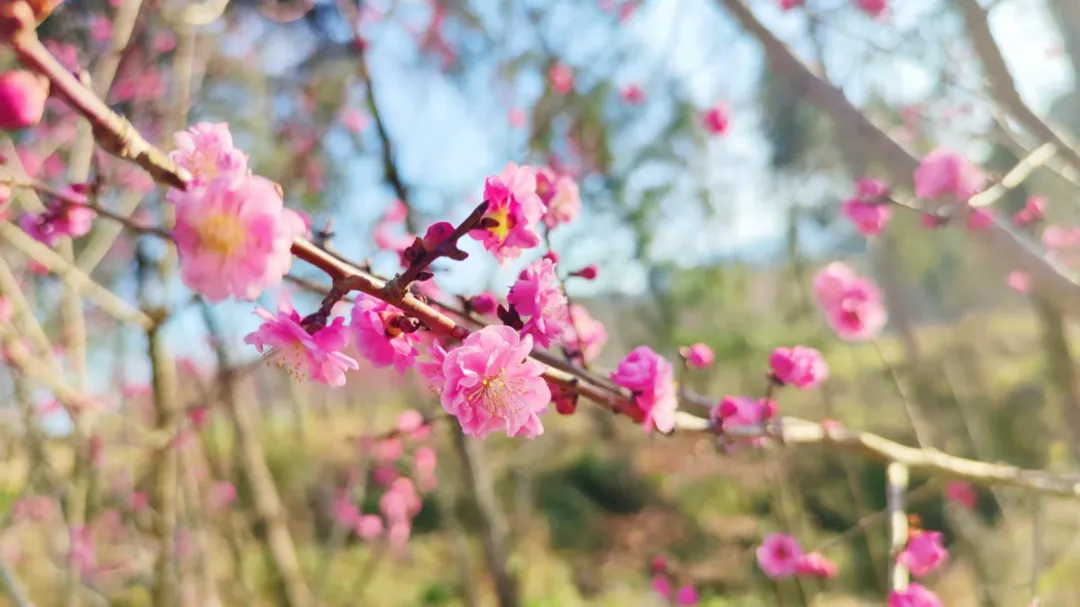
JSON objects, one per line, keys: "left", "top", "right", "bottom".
{"left": 0, "top": 71, "right": 49, "bottom": 131}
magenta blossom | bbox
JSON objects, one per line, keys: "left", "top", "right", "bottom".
{"left": 679, "top": 343, "right": 715, "bottom": 369}
{"left": 611, "top": 346, "right": 678, "bottom": 433}
{"left": 173, "top": 175, "right": 306, "bottom": 302}
{"left": 713, "top": 396, "right": 776, "bottom": 443}
{"left": 470, "top": 162, "right": 545, "bottom": 264}
{"left": 350, "top": 293, "right": 421, "bottom": 373}
{"left": 651, "top": 575, "right": 671, "bottom": 600}
{"left": 795, "top": 552, "right": 838, "bottom": 578}
{"left": 620, "top": 84, "right": 645, "bottom": 104}
{"left": 813, "top": 263, "right": 887, "bottom": 341}
{"left": 703, "top": 103, "right": 731, "bottom": 136}
{"left": 19, "top": 191, "right": 95, "bottom": 246}
{"left": 856, "top": 0, "right": 889, "bottom": 19}
{"left": 355, "top": 514, "right": 383, "bottom": 540}
{"left": 769, "top": 346, "right": 828, "bottom": 389}
{"left": 674, "top": 585, "right": 698, "bottom": 606}
{"left": 168, "top": 122, "right": 249, "bottom": 188}
{"left": 244, "top": 295, "right": 359, "bottom": 387}
{"left": 966, "top": 208, "right": 994, "bottom": 231}
{"left": 549, "top": 63, "right": 574, "bottom": 95}
{"left": 507, "top": 258, "right": 568, "bottom": 349}
{"left": 439, "top": 325, "right": 550, "bottom": 439}
{"left": 0, "top": 71, "right": 48, "bottom": 131}
{"left": 542, "top": 174, "right": 581, "bottom": 229}
{"left": 1014, "top": 196, "right": 1046, "bottom": 226}
{"left": 842, "top": 200, "right": 891, "bottom": 236}
{"left": 897, "top": 531, "right": 948, "bottom": 577}
{"left": 756, "top": 533, "right": 803, "bottom": 579}
{"left": 779, "top": 0, "right": 805, "bottom": 10}
{"left": 944, "top": 482, "right": 977, "bottom": 509}
{"left": 418, "top": 340, "right": 448, "bottom": 395}
{"left": 561, "top": 304, "right": 607, "bottom": 362}
{"left": 914, "top": 148, "right": 986, "bottom": 202}
{"left": 470, "top": 292, "right": 499, "bottom": 315}
{"left": 1005, "top": 271, "right": 1031, "bottom": 294}
{"left": 888, "top": 583, "right": 943, "bottom": 607}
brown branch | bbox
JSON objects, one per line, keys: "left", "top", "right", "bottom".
{"left": 0, "top": 3, "right": 190, "bottom": 190}
{"left": 685, "top": 413, "right": 1080, "bottom": 498}
{"left": 382, "top": 200, "right": 488, "bottom": 300}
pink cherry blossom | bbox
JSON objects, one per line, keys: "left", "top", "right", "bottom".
{"left": 470, "top": 292, "right": 498, "bottom": 315}
{"left": 89, "top": 14, "right": 113, "bottom": 43}
{"left": 153, "top": 31, "right": 177, "bottom": 53}
{"left": 897, "top": 531, "right": 948, "bottom": 577}
{"left": 842, "top": 200, "right": 891, "bottom": 236}
{"left": 1014, "top": 196, "right": 1046, "bottom": 226}
{"left": 397, "top": 410, "right": 425, "bottom": 434}
{"left": 549, "top": 63, "right": 574, "bottom": 95}
{"left": 675, "top": 585, "right": 699, "bottom": 605}
{"left": 914, "top": 148, "right": 986, "bottom": 202}
{"left": 340, "top": 108, "right": 367, "bottom": 134}
{"left": 440, "top": 325, "right": 551, "bottom": 439}
{"left": 620, "top": 84, "right": 645, "bottom": 104}
{"left": 795, "top": 552, "right": 838, "bottom": 578}
{"left": 561, "top": 304, "right": 607, "bottom": 362}
{"left": 414, "top": 446, "right": 437, "bottom": 475}
{"left": 173, "top": 175, "right": 304, "bottom": 301}
{"left": 813, "top": 263, "right": 887, "bottom": 341}
{"left": 779, "top": 0, "right": 805, "bottom": 10}
{"left": 470, "top": 162, "right": 545, "bottom": 264}
{"left": 508, "top": 108, "right": 527, "bottom": 128}
{"left": 129, "top": 492, "right": 149, "bottom": 511}
{"left": 244, "top": 294, "right": 359, "bottom": 386}
{"left": 679, "top": 343, "right": 714, "bottom": 369}
{"left": 542, "top": 175, "right": 582, "bottom": 229}
{"left": 756, "top": 533, "right": 803, "bottom": 579}
{"left": 333, "top": 495, "right": 359, "bottom": 527}
{"left": 168, "top": 122, "right": 249, "bottom": 188}
{"left": 813, "top": 262, "right": 858, "bottom": 307}
{"left": 966, "top": 208, "right": 994, "bottom": 231}
{"left": 355, "top": 514, "right": 383, "bottom": 540}
{"left": 350, "top": 294, "right": 421, "bottom": 373}
{"left": 418, "top": 340, "right": 448, "bottom": 395}
{"left": 769, "top": 346, "right": 828, "bottom": 389}
{"left": 702, "top": 103, "right": 731, "bottom": 136}
{"left": 1006, "top": 271, "right": 1031, "bottom": 294}
{"left": 945, "top": 482, "right": 977, "bottom": 509}
{"left": 18, "top": 189, "right": 95, "bottom": 246}
{"left": 69, "top": 525, "right": 96, "bottom": 576}
{"left": 13, "top": 495, "right": 54, "bottom": 524}
{"left": 388, "top": 522, "right": 411, "bottom": 552}
{"left": 713, "top": 396, "right": 776, "bottom": 441}
{"left": 373, "top": 465, "right": 400, "bottom": 486}
{"left": 855, "top": 0, "right": 889, "bottom": 19}
{"left": 373, "top": 438, "right": 404, "bottom": 463}
{"left": 507, "top": 258, "right": 568, "bottom": 348}
{"left": 888, "top": 583, "right": 943, "bottom": 607}
{"left": 0, "top": 71, "right": 48, "bottom": 131}
{"left": 610, "top": 346, "right": 678, "bottom": 433}
{"left": 1042, "top": 225, "right": 1080, "bottom": 251}
{"left": 651, "top": 575, "right": 671, "bottom": 599}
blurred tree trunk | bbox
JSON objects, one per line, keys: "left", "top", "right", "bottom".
{"left": 450, "top": 426, "right": 521, "bottom": 607}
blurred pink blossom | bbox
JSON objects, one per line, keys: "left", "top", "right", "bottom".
{"left": 679, "top": 343, "right": 714, "bottom": 369}
{"left": 757, "top": 533, "right": 802, "bottom": 579}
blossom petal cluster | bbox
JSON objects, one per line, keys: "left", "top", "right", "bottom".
{"left": 914, "top": 147, "right": 985, "bottom": 202}
{"left": 507, "top": 258, "right": 568, "bottom": 348}
{"left": 897, "top": 530, "right": 948, "bottom": 577}
{"left": 756, "top": 533, "right": 837, "bottom": 580}
{"left": 244, "top": 294, "right": 359, "bottom": 387}
{"left": 350, "top": 293, "right": 421, "bottom": 373}
{"left": 611, "top": 346, "right": 677, "bottom": 433}
{"left": 813, "top": 262, "right": 887, "bottom": 341}
{"left": 841, "top": 177, "right": 891, "bottom": 236}
{"left": 535, "top": 167, "right": 581, "bottom": 229}
{"left": 560, "top": 303, "right": 607, "bottom": 363}
{"left": 470, "top": 162, "right": 545, "bottom": 264}
{"left": 168, "top": 123, "right": 306, "bottom": 302}
{"left": 769, "top": 346, "right": 828, "bottom": 389}
{"left": 19, "top": 188, "right": 95, "bottom": 246}
{"left": 438, "top": 326, "right": 550, "bottom": 439}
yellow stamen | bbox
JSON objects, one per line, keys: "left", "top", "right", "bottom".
{"left": 199, "top": 212, "right": 246, "bottom": 257}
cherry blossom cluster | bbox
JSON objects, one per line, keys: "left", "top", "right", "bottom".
{"left": 649, "top": 556, "right": 699, "bottom": 606}
{"left": 334, "top": 410, "right": 438, "bottom": 552}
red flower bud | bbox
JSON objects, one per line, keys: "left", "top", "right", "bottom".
{"left": 0, "top": 71, "right": 49, "bottom": 131}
